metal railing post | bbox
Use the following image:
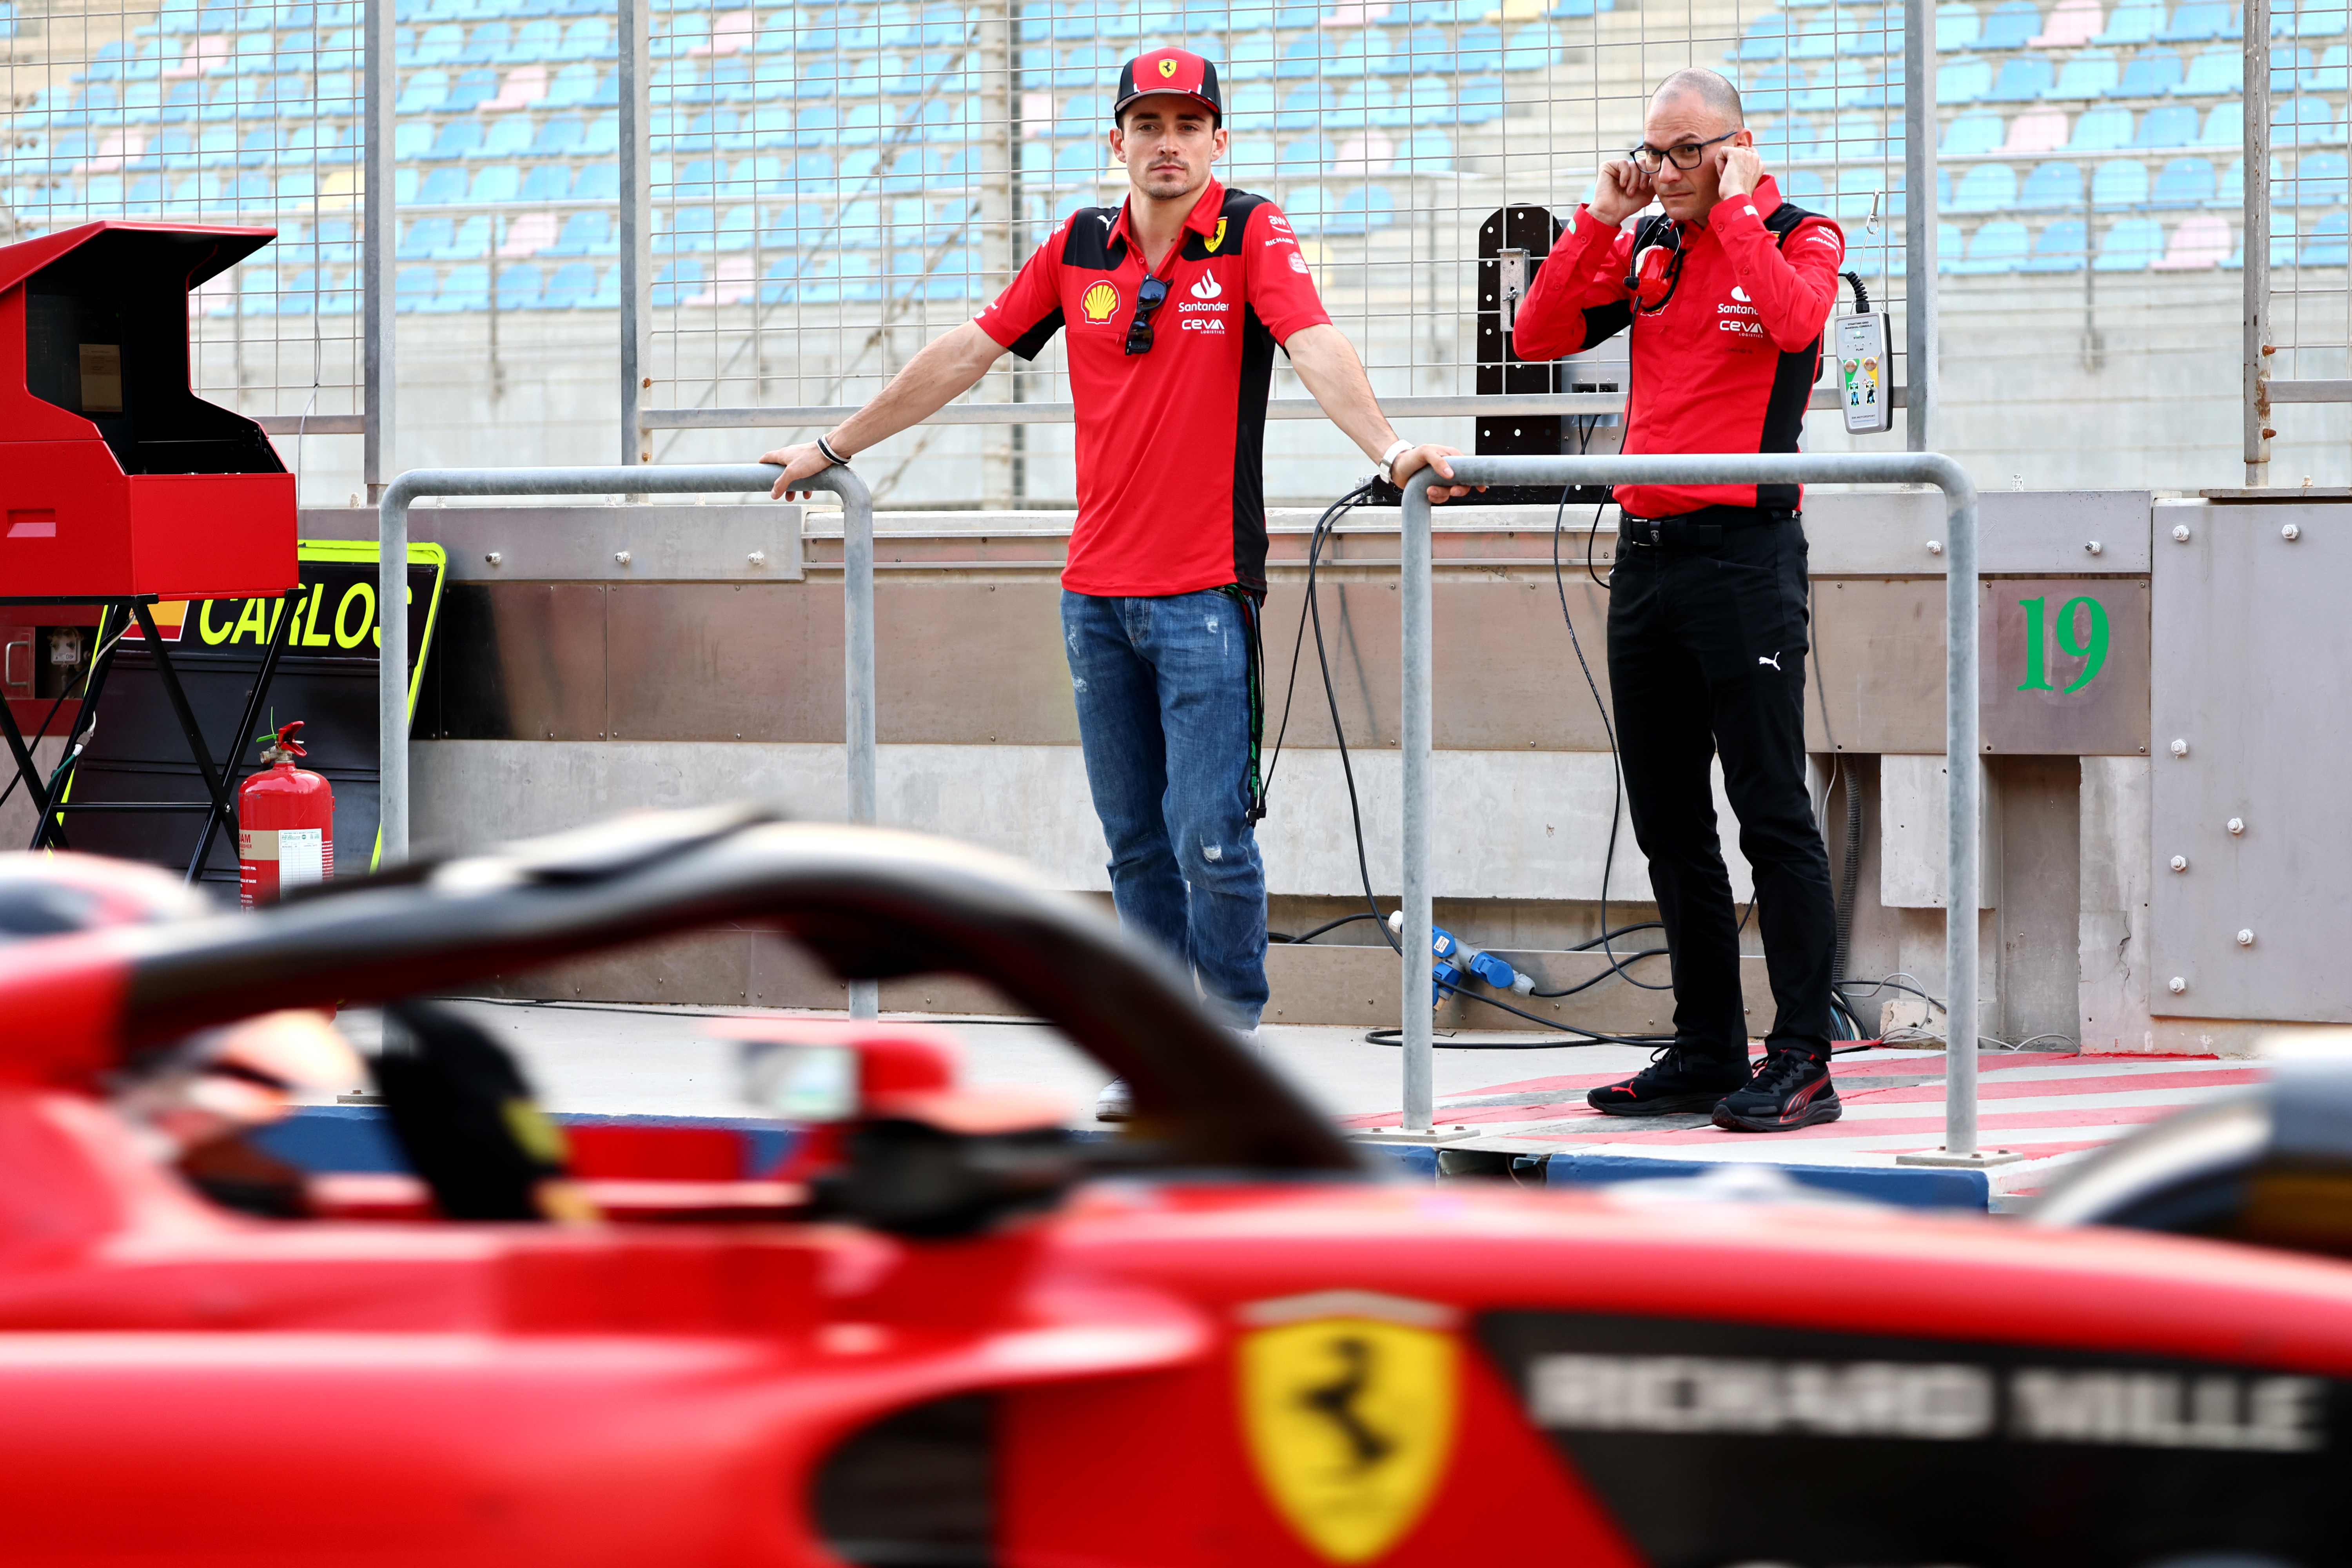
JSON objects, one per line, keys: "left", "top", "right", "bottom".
{"left": 1398, "top": 453, "right": 1990, "bottom": 1161}
{"left": 360, "top": 0, "right": 396, "bottom": 501}
{"left": 2245, "top": 0, "right": 2273, "bottom": 486}
{"left": 377, "top": 467, "right": 875, "bottom": 884}
{"left": 619, "top": 0, "right": 652, "bottom": 472}
{"left": 1904, "top": 0, "right": 1938, "bottom": 452}
{"left": 1400, "top": 460, "right": 1434, "bottom": 1132}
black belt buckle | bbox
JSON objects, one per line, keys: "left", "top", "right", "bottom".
{"left": 1624, "top": 515, "right": 1723, "bottom": 549}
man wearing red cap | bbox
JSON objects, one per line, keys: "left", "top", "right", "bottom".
{"left": 763, "top": 48, "right": 1465, "bottom": 1116}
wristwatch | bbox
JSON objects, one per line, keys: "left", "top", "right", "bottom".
{"left": 1378, "top": 439, "right": 1415, "bottom": 485}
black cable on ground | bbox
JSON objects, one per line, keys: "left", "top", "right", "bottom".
{"left": 1268, "top": 911, "right": 1387, "bottom": 945}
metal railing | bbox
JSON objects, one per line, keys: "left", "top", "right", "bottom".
{"left": 1396, "top": 452, "right": 1988, "bottom": 1160}
{"left": 373, "top": 460, "right": 878, "bottom": 1010}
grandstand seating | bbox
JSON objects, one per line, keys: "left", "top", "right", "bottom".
{"left": 5, "top": 0, "right": 2345, "bottom": 303}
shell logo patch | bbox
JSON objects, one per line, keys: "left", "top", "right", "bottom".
{"left": 1240, "top": 1314, "right": 1459, "bottom": 1563}
{"left": 1080, "top": 279, "right": 1121, "bottom": 323}
{"left": 1205, "top": 216, "right": 1228, "bottom": 253}
{"left": 1158, "top": 56, "right": 1178, "bottom": 76}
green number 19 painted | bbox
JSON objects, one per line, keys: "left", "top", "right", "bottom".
{"left": 2017, "top": 595, "right": 2109, "bottom": 693}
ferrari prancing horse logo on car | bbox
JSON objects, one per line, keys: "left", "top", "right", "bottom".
{"left": 1080, "top": 280, "right": 1120, "bottom": 323}
{"left": 1240, "top": 1299, "right": 1459, "bottom": 1563}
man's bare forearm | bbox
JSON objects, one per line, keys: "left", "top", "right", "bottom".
{"left": 829, "top": 322, "right": 1007, "bottom": 456}
{"left": 1283, "top": 322, "right": 1398, "bottom": 463}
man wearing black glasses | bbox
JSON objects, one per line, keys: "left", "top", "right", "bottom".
{"left": 763, "top": 49, "right": 1467, "bottom": 1118}
{"left": 1513, "top": 68, "right": 1849, "bottom": 1134}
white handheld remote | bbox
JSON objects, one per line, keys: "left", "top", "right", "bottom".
{"left": 1834, "top": 310, "right": 1893, "bottom": 436}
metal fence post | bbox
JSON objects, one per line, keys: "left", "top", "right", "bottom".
{"left": 361, "top": 0, "right": 396, "bottom": 502}
{"left": 1398, "top": 454, "right": 1994, "bottom": 1162}
{"left": 1400, "top": 466, "right": 1434, "bottom": 1133}
{"left": 377, "top": 467, "right": 875, "bottom": 884}
{"left": 1904, "top": 0, "right": 1938, "bottom": 452}
{"left": 619, "top": 0, "right": 652, "bottom": 473}
{"left": 2245, "top": 0, "right": 2273, "bottom": 486}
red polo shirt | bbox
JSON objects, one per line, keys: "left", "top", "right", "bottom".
{"left": 975, "top": 177, "right": 1331, "bottom": 596}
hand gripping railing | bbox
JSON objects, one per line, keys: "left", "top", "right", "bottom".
{"left": 1398, "top": 453, "right": 1986, "bottom": 1161}
{"left": 376, "top": 463, "right": 877, "bottom": 1015}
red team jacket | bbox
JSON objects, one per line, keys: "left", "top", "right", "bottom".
{"left": 1511, "top": 175, "right": 1845, "bottom": 518}
{"left": 974, "top": 177, "right": 1331, "bottom": 597}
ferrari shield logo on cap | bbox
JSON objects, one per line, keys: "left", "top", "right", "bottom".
{"left": 1158, "top": 55, "right": 1178, "bottom": 76}
{"left": 1240, "top": 1316, "right": 1458, "bottom": 1563}
{"left": 1080, "top": 279, "right": 1121, "bottom": 323}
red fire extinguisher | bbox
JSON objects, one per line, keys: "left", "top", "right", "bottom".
{"left": 238, "top": 721, "right": 334, "bottom": 909}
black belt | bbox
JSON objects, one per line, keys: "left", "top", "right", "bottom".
{"left": 1620, "top": 505, "right": 1798, "bottom": 550}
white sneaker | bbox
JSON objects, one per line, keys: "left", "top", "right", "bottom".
{"left": 1093, "top": 1079, "right": 1133, "bottom": 1122}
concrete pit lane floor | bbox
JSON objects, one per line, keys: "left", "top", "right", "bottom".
{"left": 323, "top": 1003, "right": 2261, "bottom": 1208}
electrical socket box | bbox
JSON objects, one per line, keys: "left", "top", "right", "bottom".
{"left": 1834, "top": 310, "right": 1893, "bottom": 436}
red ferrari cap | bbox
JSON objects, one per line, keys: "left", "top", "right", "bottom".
{"left": 1112, "top": 47, "right": 1223, "bottom": 122}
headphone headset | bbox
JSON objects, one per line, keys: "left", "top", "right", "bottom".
{"left": 1622, "top": 218, "right": 1686, "bottom": 314}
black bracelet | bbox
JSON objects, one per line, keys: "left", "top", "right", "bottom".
{"left": 816, "top": 434, "right": 850, "bottom": 467}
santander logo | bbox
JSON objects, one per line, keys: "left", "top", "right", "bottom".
{"left": 1731, "top": 285, "right": 1751, "bottom": 303}
{"left": 1190, "top": 270, "right": 1223, "bottom": 301}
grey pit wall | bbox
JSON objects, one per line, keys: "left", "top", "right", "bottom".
{"left": 336, "top": 486, "right": 2327, "bottom": 1056}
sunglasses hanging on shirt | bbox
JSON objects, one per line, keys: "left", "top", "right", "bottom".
{"left": 1125, "top": 275, "right": 1172, "bottom": 356}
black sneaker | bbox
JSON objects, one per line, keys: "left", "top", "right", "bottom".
{"left": 1711, "top": 1049, "right": 1842, "bottom": 1132}
{"left": 1586, "top": 1045, "right": 1750, "bottom": 1116}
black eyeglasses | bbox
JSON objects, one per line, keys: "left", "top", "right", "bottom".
{"left": 1629, "top": 127, "right": 1740, "bottom": 172}
{"left": 1125, "top": 274, "right": 1171, "bottom": 356}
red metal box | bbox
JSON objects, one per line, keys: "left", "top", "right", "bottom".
{"left": 0, "top": 222, "right": 297, "bottom": 601}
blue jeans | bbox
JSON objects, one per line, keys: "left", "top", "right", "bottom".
{"left": 1061, "top": 588, "right": 1268, "bottom": 1029}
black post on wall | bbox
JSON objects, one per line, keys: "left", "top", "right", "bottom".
{"left": 1476, "top": 205, "right": 1612, "bottom": 506}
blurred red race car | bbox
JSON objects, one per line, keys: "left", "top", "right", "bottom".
{"left": 0, "top": 804, "right": 2348, "bottom": 1568}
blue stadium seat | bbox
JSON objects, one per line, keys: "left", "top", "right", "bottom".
{"left": 2223, "top": 211, "right": 2295, "bottom": 267}
{"left": 468, "top": 162, "right": 520, "bottom": 201}
{"left": 1938, "top": 56, "right": 1993, "bottom": 100}
{"left": 1837, "top": 3, "right": 1898, "bottom": 52}
{"left": 1733, "top": 12, "right": 1787, "bottom": 59}
{"left": 2171, "top": 44, "right": 2245, "bottom": 89}
{"left": 1278, "top": 134, "right": 1332, "bottom": 178}
{"left": 517, "top": 163, "right": 570, "bottom": 199}
{"left": 2159, "top": 0, "right": 2236, "bottom": 38}
{"left": 423, "top": 118, "right": 483, "bottom": 158}
{"left": 541, "top": 258, "right": 598, "bottom": 305}
{"left": 1942, "top": 112, "right": 2004, "bottom": 152}
{"left": 2021, "top": 216, "right": 2089, "bottom": 266}
{"left": 2093, "top": 155, "right": 2150, "bottom": 202}
{"left": 1052, "top": 139, "right": 1104, "bottom": 185}
{"left": 2295, "top": 41, "right": 2340, "bottom": 83}
{"left": 1953, "top": 219, "right": 2029, "bottom": 271}
{"left": 509, "top": 16, "right": 561, "bottom": 56}
{"left": 1831, "top": 166, "right": 1884, "bottom": 220}
{"left": 2272, "top": 93, "right": 2334, "bottom": 139}
{"left": 1456, "top": 74, "right": 1504, "bottom": 122}
{"left": 423, "top": 263, "right": 489, "bottom": 312}
{"left": 417, "top": 165, "right": 468, "bottom": 201}
{"left": 1056, "top": 94, "right": 1107, "bottom": 136}
{"left": 395, "top": 67, "right": 447, "bottom": 112}
{"left": 273, "top": 268, "right": 318, "bottom": 314}
{"left": 525, "top": 113, "right": 582, "bottom": 156}
{"left": 2136, "top": 101, "right": 2199, "bottom": 141}
{"left": 664, "top": 204, "right": 717, "bottom": 251}
{"left": 1455, "top": 24, "right": 1502, "bottom": 70}
{"left": 2198, "top": 98, "right": 2242, "bottom": 142}
{"left": 2020, "top": 156, "right": 2085, "bottom": 204}
{"left": 466, "top": 113, "right": 529, "bottom": 158}
{"left": 1281, "top": 184, "right": 1329, "bottom": 233}
{"left": 2107, "top": 48, "right": 2184, "bottom": 91}
{"left": 2149, "top": 153, "right": 2215, "bottom": 202}
{"left": 1936, "top": 0, "right": 1980, "bottom": 47}
{"left": 1934, "top": 220, "right": 1964, "bottom": 270}
{"left": 495, "top": 262, "right": 541, "bottom": 310}
{"left": 712, "top": 203, "right": 757, "bottom": 249}
{"left": 2296, "top": 148, "right": 2349, "bottom": 202}
{"left": 394, "top": 263, "right": 437, "bottom": 311}
{"left": 398, "top": 215, "right": 454, "bottom": 257}
{"left": 574, "top": 161, "right": 619, "bottom": 197}
{"left": 2301, "top": 209, "right": 2349, "bottom": 263}
{"left": 1988, "top": 53, "right": 2056, "bottom": 96}
{"left": 674, "top": 156, "right": 719, "bottom": 196}
{"left": 441, "top": 64, "right": 498, "bottom": 109}
{"left": 1953, "top": 162, "right": 2020, "bottom": 209}
{"left": 2094, "top": 213, "right": 2167, "bottom": 265}
{"left": 1228, "top": 136, "right": 1278, "bottom": 182}
{"left": 1278, "top": 82, "right": 1336, "bottom": 127}
{"left": 1980, "top": 1, "right": 2045, "bottom": 47}
{"left": 432, "top": 214, "right": 491, "bottom": 258}
{"left": 542, "top": 60, "right": 601, "bottom": 103}
{"left": 1503, "top": 23, "right": 1557, "bottom": 69}
{"left": 1397, "top": 126, "right": 1451, "bottom": 168}
{"left": 1342, "top": 79, "right": 1404, "bottom": 128}
{"left": 541, "top": 207, "right": 613, "bottom": 253}
{"left": 2094, "top": 0, "right": 2165, "bottom": 38}
{"left": 557, "top": 15, "right": 610, "bottom": 55}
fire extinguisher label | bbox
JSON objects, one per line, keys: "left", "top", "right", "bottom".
{"left": 276, "top": 828, "right": 325, "bottom": 888}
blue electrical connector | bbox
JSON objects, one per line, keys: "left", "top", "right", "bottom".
{"left": 1389, "top": 912, "right": 1538, "bottom": 1007}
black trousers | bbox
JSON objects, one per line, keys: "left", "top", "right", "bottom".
{"left": 1607, "top": 507, "right": 1836, "bottom": 1063}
